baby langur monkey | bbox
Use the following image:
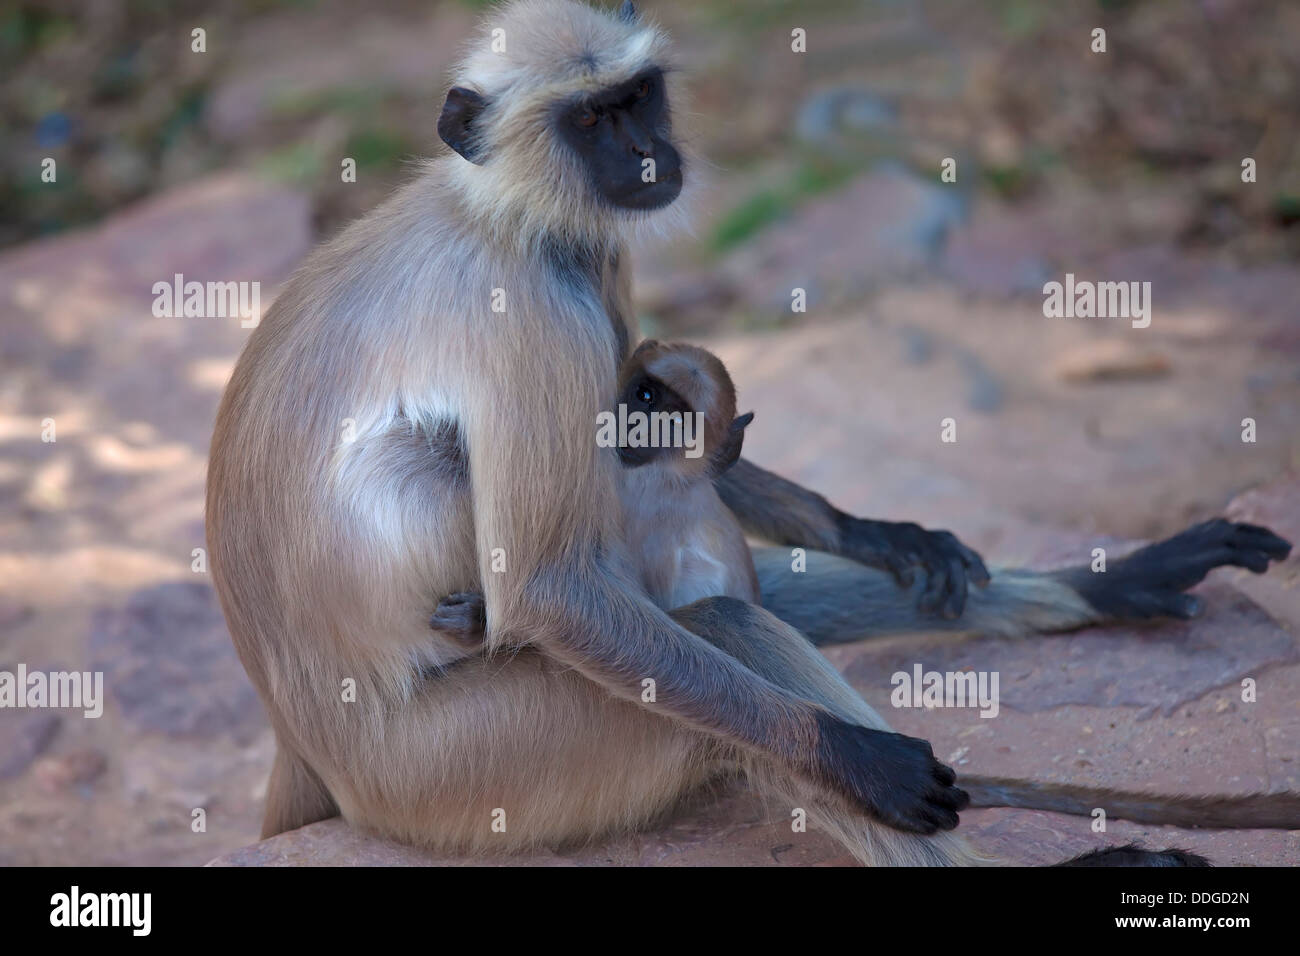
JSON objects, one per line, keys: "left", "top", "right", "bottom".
{"left": 431, "top": 340, "right": 758, "bottom": 645}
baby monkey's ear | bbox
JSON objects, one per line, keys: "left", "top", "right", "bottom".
{"left": 709, "top": 411, "right": 754, "bottom": 478}
{"left": 630, "top": 338, "right": 661, "bottom": 359}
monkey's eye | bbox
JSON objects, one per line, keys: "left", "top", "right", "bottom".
{"left": 635, "top": 382, "right": 657, "bottom": 407}
{"left": 575, "top": 106, "right": 600, "bottom": 128}
{"left": 635, "top": 79, "right": 652, "bottom": 99}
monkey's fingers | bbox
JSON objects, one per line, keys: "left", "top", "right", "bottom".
{"left": 917, "top": 561, "right": 950, "bottom": 616}
{"left": 838, "top": 518, "right": 916, "bottom": 588}
{"left": 839, "top": 519, "right": 989, "bottom": 612}
{"left": 430, "top": 591, "right": 488, "bottom": 645}
{"left": 938, "top": 553, "right": 969, "bottom": 620}
{"left": 1064, "top": 519, "right": 1292, "bottom": 623}
{"left": 957, "top": 540, "right": 992, "bottom": 587}
{"left": 1164, "top": 593, "right": 1204, "bottom": 620}
{"left": 813, "top": 718, "right": 967, "bottom": 835}
{"left": 1227, "top": 522, "right": 1292, "bottom": 561}
{"left": 883, "top": 551, "right": 917, "bottom": 589}
{"left": 1132, "top": 519, "right": 1290, "bottom": 587}
{"left": 907, "top": 527, "right": 987, "bottom": 617}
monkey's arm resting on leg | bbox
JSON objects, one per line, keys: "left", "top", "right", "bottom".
{"left": 715, "top": 457, "right": 990, "bottom": 618}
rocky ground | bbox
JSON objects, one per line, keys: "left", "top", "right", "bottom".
{"left": 2, "top": 0, "right": 1299, "bottom": 867}
{"left": 0, "top": 164, "right": 1297, "bottom": 866}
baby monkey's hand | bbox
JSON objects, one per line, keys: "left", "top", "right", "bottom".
{"left": 430, "top": 591, "right": 488, "bottom": 647}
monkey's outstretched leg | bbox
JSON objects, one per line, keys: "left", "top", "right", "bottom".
{"left": 753, "top": 519, "right": 1292, "bottom": 646}
{"left": 753, "top": 549, "right": 1095, "bottom": 644}
{"left": 720, "top": 460, "right": 1290, "bottom": 622}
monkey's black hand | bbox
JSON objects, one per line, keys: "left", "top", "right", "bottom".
{"left": 430, "top": 591, "right": 488, "bottom": 646}
{"left": 812, "top": 715, "right": 969, "bottom": 834}
{"left": 1062, "top": 519, "right": 1292, "bottom": 622}
{"left": 837, "top": 517, "right": 991, "bottom": 619}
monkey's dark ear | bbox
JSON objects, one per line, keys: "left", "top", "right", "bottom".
{"left": 618, "top": 1, "right": 639, "bottom": 23}
{"left": 709, "top": 412, "right": 753, "bottom": 477}
{"left": 438, "top": 87, "right": 489, "bottom": 165}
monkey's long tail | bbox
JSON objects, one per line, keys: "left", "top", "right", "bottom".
{"left": 961, "top": 774, "right": 1300, "bottom": 829}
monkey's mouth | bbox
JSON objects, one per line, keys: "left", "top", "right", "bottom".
{"left": 618, "top": 168, "right": 682, "bottom": 211}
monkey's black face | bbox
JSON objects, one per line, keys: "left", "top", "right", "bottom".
{"left": 554, "top": 69, "right": 683, "bottom": 211}
{"left": 615, "top": 374, "right": 691, "bottom": 466}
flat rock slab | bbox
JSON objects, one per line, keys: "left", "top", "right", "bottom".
{"left": 209, "top": 804, "right": 1294, "bottom": 868}
{"left": 210, "top": 793, "right": 849, "bottom": 868}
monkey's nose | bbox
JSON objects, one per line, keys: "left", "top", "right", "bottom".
{"left": 619, "top": 115, "right": 655, "bottom": 157}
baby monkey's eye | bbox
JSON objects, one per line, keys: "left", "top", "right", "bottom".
{"left": 635, "top": 381, "right": 657, "bottom": 406}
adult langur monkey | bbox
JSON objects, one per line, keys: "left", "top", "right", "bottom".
{"left": 206, "top": 0, "right": 1296, "bottom": 866}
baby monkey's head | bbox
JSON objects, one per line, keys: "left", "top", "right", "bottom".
{"left": 615, "top": 340, "right": 753, "bottom": 479}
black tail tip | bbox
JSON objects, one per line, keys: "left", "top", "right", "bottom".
{"left": 1056, "top": 843, "right": 1212, "bottom": 867}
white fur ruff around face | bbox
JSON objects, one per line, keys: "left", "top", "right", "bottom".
{"left": 441, "top": 0, "right": 700, "bottom": 250}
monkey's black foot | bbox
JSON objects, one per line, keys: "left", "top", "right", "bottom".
{"left": 837, "top": 517, "right": 991, "bottom": 620}
{"left": 1062, "top": 519, "right": 1292, "bottom": 622}
{"left": 1056, "top": 843, "right": 1211, "bottom": 867}
{"left": 813, "top": 715, "right": 969, "bottom": 834}
{"left": 430, "top": 591, "right": 487, "bottom": 646}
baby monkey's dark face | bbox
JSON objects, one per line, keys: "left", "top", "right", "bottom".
{"left": 613, "top": 341, "right": 753, "bottom": 477}
{"left": 616, "top": 372, "right": 693, "bottom": 467}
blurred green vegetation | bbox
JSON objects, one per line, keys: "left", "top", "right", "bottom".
{"left": 710, "top": 154, "right": 866, "bottom": 253}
